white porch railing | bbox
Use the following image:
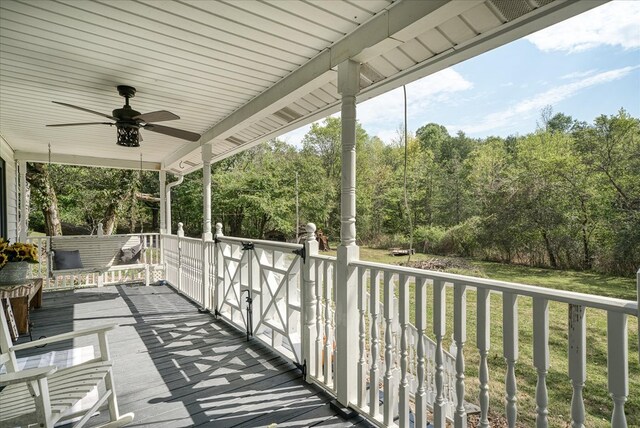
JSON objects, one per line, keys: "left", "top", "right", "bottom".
{"left": 26, "top": 233, "right": 161, "bottom": 290}
{"left": 159, "top": 224, "right": 638, "bottom": 428}
{"left": 350, "top": 259, "right": 637, "bottom": 428}
{"left": 161, "top": 234, "right": 204, "bottom": 304}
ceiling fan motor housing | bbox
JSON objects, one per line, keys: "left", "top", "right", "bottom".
{"left": 114, "top": 87, "right": 141, "bottom": 147}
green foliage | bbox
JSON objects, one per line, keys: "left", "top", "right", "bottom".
{"left": 28, "top": 109, "right": 640, "bottom": 275}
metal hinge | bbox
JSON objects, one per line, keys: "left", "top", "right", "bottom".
{"left": 242, "top": 242, "right": 254, "bottom": 251}
{"left": 292, "top": 246, "right": 306, "bottom": 262}
{"left": 294, "top": 359, "right": 307, "bottom": 381}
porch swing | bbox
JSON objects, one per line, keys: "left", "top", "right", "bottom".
{"left": 46, "top": 149, "right": 150, "bottom": 286}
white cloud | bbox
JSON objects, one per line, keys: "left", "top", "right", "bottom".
{"left": 357, "top": 68, "right": 473, "bottom": 129}
{"left": 448, "top": 65, "right": 638, "bottom": 135}
{"left": 560, "top": 69, "right": 597, "bottom": 80}
{"left": 526, "top": 1, "right": 640, "bottom": 53}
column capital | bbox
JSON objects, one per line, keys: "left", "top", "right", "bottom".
{"left": 337, "top": 60, "right": 360, "bottom": 96}
{"left": 202, "top": 141, "right": 213, "bottom": 164}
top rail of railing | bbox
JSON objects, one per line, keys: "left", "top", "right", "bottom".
{"left": 160, "top": 234, "right": 201, "bottom": 243}
{"left": 216, "top": 235, "right": 302, "bottom": 251}
{"left": 352, "top": 259, "right": 638, "bottom": 316}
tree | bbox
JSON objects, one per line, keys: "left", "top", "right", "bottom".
{"left": 27, "top": 163, "right": 62, "bottom": 236}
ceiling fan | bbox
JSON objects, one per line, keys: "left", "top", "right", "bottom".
{"left": 47, "top": 85, "right": 201, "bottom": 147}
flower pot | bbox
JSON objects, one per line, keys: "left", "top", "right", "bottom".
{"left": 0, "top": 261, "right": 30, "bottom": 285}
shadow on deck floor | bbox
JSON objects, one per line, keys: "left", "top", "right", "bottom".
{"left": 17, "top": 284, "right": 370, "bottom": 427}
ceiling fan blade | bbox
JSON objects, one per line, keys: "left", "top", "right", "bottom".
{"left": 143, "top": 124, "right": 200, "bottom": 142}
{"left": 46, "top": 122, "right": 113, "bottom": 127}
{"left": 133, "top": 110, "right": 180, "bottom": 123}
{"left": 52, "top": 101, "right": 116, "bottom": 120}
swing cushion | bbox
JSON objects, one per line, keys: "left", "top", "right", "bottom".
{"left": 53, "top": 250, "right": 84, "bottom": 270}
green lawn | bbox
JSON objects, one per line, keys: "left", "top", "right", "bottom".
{"left": 320, "top": 247, "right": 638, "bottom": 427}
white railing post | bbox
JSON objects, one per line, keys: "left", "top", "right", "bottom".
{"left": 568, "top": 304, "right": 586, "bottom": 427}
{"left": 433, "top": 279, "right": 447, "bottom": 428}
{"left": 335, "top": 58, "right": 360, "bottom": 407}
{"left": 302, "top": 223, "right": 318, "bottom": 381}
{"left": 415, "top": 277, "right": 428, "bottom": 428}
{"left": 477, "top": 287, "right": 491, "bottom": 428}
{"left": 533, "top": 298, "right": 549, "bottom": 428}
{"left": 357, "top": 267, "right": 367, "bottom": 409}
{"left": 213, "top": 223, "right": 224, "bottom": 315}
{"left": 607, "top": 311, "right": 628, "bottom": 428}
{"left": 97, "top": 222, "right": 104, "bottom": 287}
{"left": 369, "top": 269, "right": 381, "bottom": 420}
{"left": 454, "top": 283, "right": 467, "bottom": 428}
{"left": 383, "top": 271, "right": 395, "bottom": 426}
{"left": 177, "top": 222, "right": 184, "bottom": 293}
{"left": 398, "top": 274, "right": 410, "bottom": 428}
{"left": 503, "top": 292, "right": 518, "bottom": 427}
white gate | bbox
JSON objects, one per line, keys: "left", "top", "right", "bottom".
{"left": 215, "top": 237, "right": 303, "bottom": 364}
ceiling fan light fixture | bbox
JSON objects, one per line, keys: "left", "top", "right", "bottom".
{"left": 116, "top": 124, "right": 140, "bottom": 147}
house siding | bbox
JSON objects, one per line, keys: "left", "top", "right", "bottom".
{"left": 1, "top": 136, "right": 18, "bottom": 242}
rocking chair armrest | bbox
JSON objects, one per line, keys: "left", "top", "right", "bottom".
{"left": 0, "top": 366, "right": 57, "bottom": 386}
{"left": 11, "top": 324, "right": 118, "bottom": 351}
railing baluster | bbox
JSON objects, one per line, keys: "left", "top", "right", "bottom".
{"left": 568, "top": 304, "right": 586, "bottom": 427}
{"left": 324, "top": 260, "right": 333, "bottom": 386}
{"left": 477, "top": 287, "right": 490, "bottom": 428}
{"left": 607, "top": 311, "right": 628, "bottom": 428}
{"left": 503, "top": 292, "right": 518, "bottom": 427}
{"left": 369, "top": 269, "right": 381, "bottom": 420}
{"left": 357, "top": 267, "right": 367, "bottom": 409}
{"left": 433, "top": 279, "right": 446, "bottom": 428}
{"left": 315, "top": 260, "right": 323, "bottom": 379}
{"left": 454, "top": 283, "right": 467, "bottom": 428}
{"left": 398, "top": 274, "right": 409, "bottom": 428}
{"left": 533, "top": 298, "right": 549, "bottom": 428}
{"left": 415, "top": 277, "right": 427, "bottom": 428}
{"left": 383, "top": 271, "right": 395, "bottom": 426}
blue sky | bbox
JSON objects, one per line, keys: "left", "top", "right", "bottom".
{"left": 282, "top": 0, "right": 640, "bottom": 144}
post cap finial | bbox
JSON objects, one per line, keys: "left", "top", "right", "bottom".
{"left": 215, "top": 222, "right": 224, "bottom": 237}
{"left": 306, "top": 223, "right": 316, "bottom": 241}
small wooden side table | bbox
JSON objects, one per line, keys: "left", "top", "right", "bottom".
{"left": 0, "top": 278, "right": 43, "bottom": 336}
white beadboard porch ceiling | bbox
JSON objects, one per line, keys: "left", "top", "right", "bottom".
{"left": 0, "top": 0, "right": 606, "bottom": 174}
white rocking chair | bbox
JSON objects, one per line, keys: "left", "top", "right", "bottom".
{"left": 0, "top": 305, "right": 134, "bottom": 428}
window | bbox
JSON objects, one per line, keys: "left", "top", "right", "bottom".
{"left": 0, "top": 158, "right": 7, "bottom": 238}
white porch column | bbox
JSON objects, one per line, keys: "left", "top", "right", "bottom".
{"left": 166, "top": 175, "right": 184, "bottom": 235}
{"left": 159, "top": 170, "right": 167, "bottom": 234}
{"left": 201, "top": 143, "right": 213, "bottom": 310}
{"left": 18, "top": 160, "right": 27, "bottom": 242}
{"left": 336, "top": 59, "right": 360, "bottom": 407}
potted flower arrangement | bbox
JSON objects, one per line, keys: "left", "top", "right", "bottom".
{"left": 0, "top": 238, "right": 40, "bottom": 285}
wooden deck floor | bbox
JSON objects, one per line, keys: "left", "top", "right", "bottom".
{"left": 15, "top": 284, "right": 370, "bottom": 427}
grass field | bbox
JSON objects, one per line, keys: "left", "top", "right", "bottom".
{"left": 321, "top": 246, "right": 639, "bottom": 427}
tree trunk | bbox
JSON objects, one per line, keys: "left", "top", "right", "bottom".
{"left": 100, "top": 170, "right": 136, "bottom": 235}
{"left": 581, "top": 200, "right": 592, "bottom": 270}
{"left": 541, "top": 230, "right": 557, "bottom": 268}
{"left": 26, "top": 163, "right": 62, "bottom": 236}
